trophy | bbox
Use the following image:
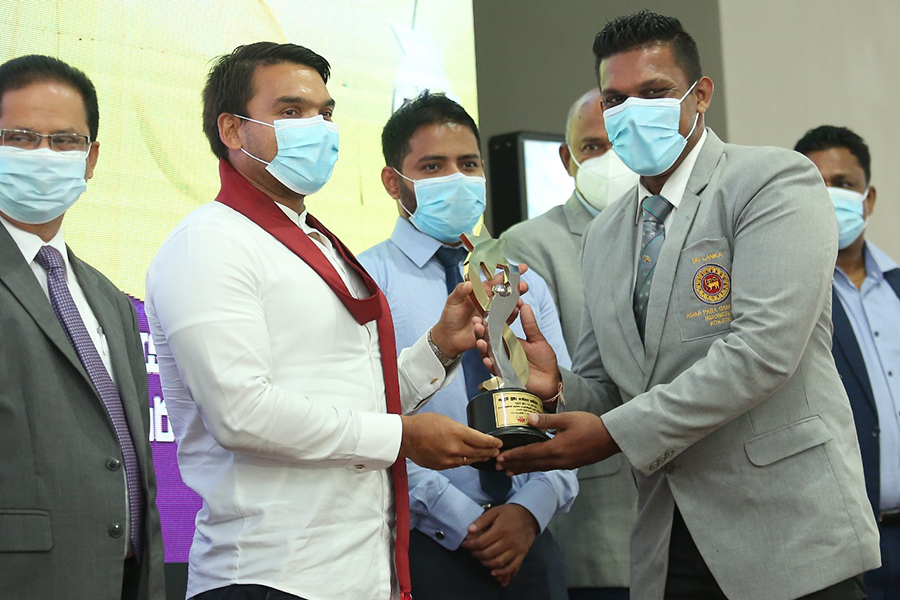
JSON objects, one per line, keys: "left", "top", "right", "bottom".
{"left": 461, "top": 228, "right": 549, "bottom": 471}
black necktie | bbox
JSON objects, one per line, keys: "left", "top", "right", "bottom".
{"left": 633, "top": 195, "right": 674, "bottom": 342}
{"left": 434, "top": 247, "right": 511, "bottom": 502}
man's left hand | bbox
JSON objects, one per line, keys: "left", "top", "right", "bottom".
{"left": 495, "top": 412, "right": 620, "bottom": 475}
{"left": 460, "top": 504, "right": 539, "bottom": 586}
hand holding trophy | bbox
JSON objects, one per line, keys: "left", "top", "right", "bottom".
{"left": 460, "top": 228, "right": 549, "bottom": 470}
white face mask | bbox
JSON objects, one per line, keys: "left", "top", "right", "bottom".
{"left": 570, "top": 149, "right": 639, "bottom": 211}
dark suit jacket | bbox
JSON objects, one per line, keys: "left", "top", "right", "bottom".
{"left": 832, "top": 266, "right": 900, "bottom": 514}
{"left": 0, "top": 224, "right": 164, "bottom": 598}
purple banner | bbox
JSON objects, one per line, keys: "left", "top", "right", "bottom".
{"left": 130, "top": 295, "right": 202, "bottom": 564}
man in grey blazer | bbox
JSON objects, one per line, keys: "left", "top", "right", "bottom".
{"left": 0, "top": 55, "right": 164, "bottom": 599}
{"left": 501, "top": 90, "right": 638, "bottom": 600}
{"left": 489, "top": 11, "right": 879, "bottom": 600}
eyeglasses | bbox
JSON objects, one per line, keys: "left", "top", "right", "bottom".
{"left": 0, "top": 129, "right": 91, "bottom": 152}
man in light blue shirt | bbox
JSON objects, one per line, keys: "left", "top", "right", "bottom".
{"left": 797, "top": 125, "right": 900, "bottom": 600}
{"left": 360, "top": 91, "right": 577, "bottom": 600}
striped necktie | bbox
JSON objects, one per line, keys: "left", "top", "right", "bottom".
{"left": 633, "top": 195, "right": 674, "bottom": 342}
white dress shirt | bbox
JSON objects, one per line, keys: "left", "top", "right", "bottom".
{"left": 631, "top": 129, "right": 708, "bottom": 285}
{"left": 145, "top": 201, "right": 455, "bottom": 600}
{"left": 0, "top": 214, "right": 133, "bottom": 557}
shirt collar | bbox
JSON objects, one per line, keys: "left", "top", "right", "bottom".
{"left": 0, "top": 213, "right": 71, "bottom": 274}
{"left": 836, "top": 242, "right": 899, "bottom": 285}
{"left": 636, "top": 128, "right": 709, "bottom": 219}
{"left": 864, "top": 241, "right": 898, "bottom": 276}
{"left": 574, "top": 189, "right": 601, "bottom": 218}
{"left": 389, "top": 216, "right": 446, "bottom": 268}
{"left": 274, "top": 202, "right": 335, "bottom": 251}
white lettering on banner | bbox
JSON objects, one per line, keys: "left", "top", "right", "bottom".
{"left": 149, "top": 396, "right": 176, "bottom": 442}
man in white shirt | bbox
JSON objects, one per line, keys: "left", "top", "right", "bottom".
{"left": 146, "top": 42, "right": 502, "bottom": 600}
{"left": 0, "top": 54, "right": 165, "bottom": 599}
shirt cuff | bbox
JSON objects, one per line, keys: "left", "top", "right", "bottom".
{"left": 508, "top": 478, "right": 558, "bottom": 533}
{"left": 353, "top": 412, "right": 403, "bottom": 471}
{"left": 414, "top": 483, "right": 485, "bottom": 551}
{"left": 398, "top": 333, "right": 459, "bottom": 413}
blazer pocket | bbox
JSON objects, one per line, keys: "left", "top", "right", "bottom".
{"left": 0, "top": 509, "right": 52, "bottom": 552}
{"left": 676, "top": 238, "right": 734, "bottom": 342}
{"left": 744, "top": 415, "right": 833, "bottom": 467}
{"left": 577, "top": 454, "right": 623, "bottom": 479}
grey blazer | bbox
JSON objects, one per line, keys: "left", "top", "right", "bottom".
{"left": 502, "top": 196, "right": 637, "bottom": 588}
{"left": 0, "top": 224, "right": 164, "bottom": 598}
{"left": 564, "top": 130, "right": 880, "bottom": 600}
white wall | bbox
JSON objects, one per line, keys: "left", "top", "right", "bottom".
{"left": 720, "top": 0, "right": 900, "bottom": 261}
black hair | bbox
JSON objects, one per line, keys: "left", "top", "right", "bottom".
{"left": 0, "top": 55, "right": 99, "bottom": 140}
{"left": 794, "top": 125, "right": 871, "bottom": 184}
{"left": 593, "top": 10, "right": 702, "bottom": 85}
{"left": 381, "top": 91, "right": 480, "bottom": 170}
{"left": 203, "top": 42, "right": 331, "bottom": 160}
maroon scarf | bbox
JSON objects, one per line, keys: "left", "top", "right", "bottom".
{"left": 215, "top": 160, "right": 412, "bottom": 599}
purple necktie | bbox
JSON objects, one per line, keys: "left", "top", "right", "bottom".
{"left": 35, "top": 245, "right": 143, "bottom": 559}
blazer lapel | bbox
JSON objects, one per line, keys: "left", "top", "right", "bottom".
{"left": 69, "top": 252, "right": 147, "bottom": 442}
{"left": 0, "top": 225, "right": 90, "bottom": 384}
{"left": 643, "top": 131, "right": 725, "bottom": 372}
{"left": 831, "top": 288, "right": 877, "bottom": 414}
{"left": 608, "top": 193, "right": 646, "bottom": 369}
{"left": 563, "top": 193, "right": 592, "bottom": 236}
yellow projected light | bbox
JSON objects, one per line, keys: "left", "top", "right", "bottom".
{"left": 0, "top": 0, "right": 478, "bottom": 300}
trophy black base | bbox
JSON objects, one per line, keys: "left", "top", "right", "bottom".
{"left": 466, "top": 387, "right": 549, "bottom": 471}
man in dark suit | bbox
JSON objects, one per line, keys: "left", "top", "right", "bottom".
{"left": 0, "top": 55, "right": 164, "bottom": 599}
{"left": 796, "top": 125, "right": 900, "bottom": 600}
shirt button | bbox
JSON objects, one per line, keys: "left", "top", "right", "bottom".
{"left": 889, "top": 371, "right": 894, "bottom": 377}
{"left": 874, "top": 331, "right": 880, "bottom": 337}
{"left": 106, "top": 457, "right": 122, "bottom": 471}
{"left": 435, "top": 531, "right": 445, "bottom": 540}
{"left": 354, "top": 465, "right": 364, "bottom": 470}
{"left": 108, "top": 523, "right": 123, "bottom": 538}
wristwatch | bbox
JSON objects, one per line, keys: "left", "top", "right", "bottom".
{"left": 427, "top": 328, "right": 457, "bottom": 368}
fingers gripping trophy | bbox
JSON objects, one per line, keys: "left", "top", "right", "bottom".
{"left": 461, "top": 229, "right": 549, "bottom": 470}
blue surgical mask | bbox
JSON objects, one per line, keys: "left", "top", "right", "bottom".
{"left": 237, "top": 114, "right": 339, "bottom": 195}
{"left": 0, "top": 146, "right": 88, "bottom": 224}
{"left": 603, "top": 81, "right": 699, "bottom": 177}
{"left": 395, "top": 170, "right": 486, "bottom": 244}
{"left": 828, "top": 186, "right": 868, "bottom": 249}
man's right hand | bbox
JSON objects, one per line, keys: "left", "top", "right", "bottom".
{"left": 399, "top": 413, "right": 502, "bottom": 470}
{"left": 475, "top": 304, "right": 562, "bottom": 400}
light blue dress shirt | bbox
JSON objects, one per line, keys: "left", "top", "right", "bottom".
{"left": 834, "top": 242, "right": 900, "bottom": 511}
{"left": 360, "top": 217, "right": 577, "bottom": 550}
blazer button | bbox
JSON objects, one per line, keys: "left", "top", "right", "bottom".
{"left": 435, "top": 531, "right": 445, "bottom": 540}
{"left": 664, "top": 464, "right": 675, "bottom": 473}
{"left": 649, "top": 461, "right": 660, "bottom": 470}
{"left": 872, "top": 428, "right": 880, "bottom": 437}
{"left": 665, "top": 450, "right": 675, "bottom": 457}
{"left": 106, "top": 457, "right": 122, "bottom": 471}
{"left": 108, "top": 523, "right": 124, "bottom": 538}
